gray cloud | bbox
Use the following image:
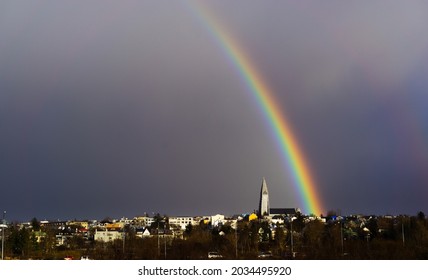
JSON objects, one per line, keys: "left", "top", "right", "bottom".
{"left": 1, "top": 1, "right": 428, "bottom": 221}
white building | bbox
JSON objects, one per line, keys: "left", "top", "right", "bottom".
{"left": 211, "top": 214, "right": 225, "bottom": 227}
{"left": 136, "top": 228, "right": 151, "bottom": 238}
{"left": 270, "top": 215, "right": 285, "bottom": 225}
{"left": 94, "top": 230, "right": 123, "bottom": 242}
{"left": 169, "top": 216, "right": 194, "bottom": 230}
{"left": 133, "top": 216, "right": 154, "bottom": 227}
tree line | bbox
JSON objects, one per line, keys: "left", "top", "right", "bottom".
{"left": 2, "top": 212, "right": 428, "bottom": 259}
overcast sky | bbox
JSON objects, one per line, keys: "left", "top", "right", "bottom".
{"left": 1, "top": 1, "right": 428, "bottom": 221}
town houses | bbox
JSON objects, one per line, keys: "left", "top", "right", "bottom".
{"left": 1, "top": 179, "right": 426, "bottom": 260}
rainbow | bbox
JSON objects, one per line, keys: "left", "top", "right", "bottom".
{"left": 187, "top": 2, "right": 324, "bottom": 215}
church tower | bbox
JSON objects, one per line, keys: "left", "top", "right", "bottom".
{"left": 259, "top": 177, "right": 270, "bottom": 216}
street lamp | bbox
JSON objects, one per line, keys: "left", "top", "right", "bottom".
{"left": 157, "top": 221, "right": 160, "bottom": 258}
{"left": 156, "top": 217, "right": 167, "bottom": 259}
{"left": 340, "top": 220, "right": 344, "bottom": 257}
{"left": 289, "top": 217, "right": 296, "bottom": 259}
{"left": 122, "top": 225, "right": 126, "bottom": 258}
{"left": 1, "top": 211, "right": 6, "bottom": 260}
{"left": 164, "top": 221, "right": 166, "bottom": 260}
{"left": 235, "top": 221, "right": 238, "bottom": 259}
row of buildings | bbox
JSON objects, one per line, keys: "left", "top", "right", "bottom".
{"left": 24, "top": 212, "right": 279, "bottom": 245}
{"left": 10, "top": 178, "right": 306, "bottom": 246}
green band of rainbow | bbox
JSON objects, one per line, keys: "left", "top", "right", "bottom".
{"left": 188, "top": 2, "right": 324, "bottom": 215}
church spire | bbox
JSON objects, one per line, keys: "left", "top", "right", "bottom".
{"left": 259, "top": 177, "right": 270, "bottom": 216}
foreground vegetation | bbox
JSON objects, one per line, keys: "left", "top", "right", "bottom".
{"left": 3, "top": 212, "right": 428, "bottom": 260}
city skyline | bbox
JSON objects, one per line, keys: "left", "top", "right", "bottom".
{"left": 1, "top": 175, "right": 425, "bottom": 223}
{"left": 2, "top": 1, "right": 428, "bottom": 221}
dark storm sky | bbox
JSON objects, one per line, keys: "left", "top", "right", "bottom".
{"left": 1, "top": 1, "right": 428, "bottom": 221}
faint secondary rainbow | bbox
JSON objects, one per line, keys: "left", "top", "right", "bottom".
{"left": 187, "top": 2, "right": 324, "bottom": 215}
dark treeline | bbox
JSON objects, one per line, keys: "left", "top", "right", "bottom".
{"left": 2, "top": 212, "right": 428, "bottom": 260}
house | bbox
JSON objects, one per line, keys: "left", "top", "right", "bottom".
{"left": 94, "top": 229, "right": 123, "bottom": 242}
{"left": 211, "top": 214, "right": 225, "bottom": 227}
{"left": 270, "top": 215, "right": 285, "bottom": 225}
{"left": 103, "top": 223, "right": 123, "bottom": 231}
{"left": 169, "top": 216, "right": 194, "bottom": 230}
{"left": 67, "top": 220, "right": 89, "bottom": 230}
{"left": 135, "top": 228, "right": 151, "bottom": 238}
{"left": 133, "top": 216, "right": 155, "bottom": 227}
